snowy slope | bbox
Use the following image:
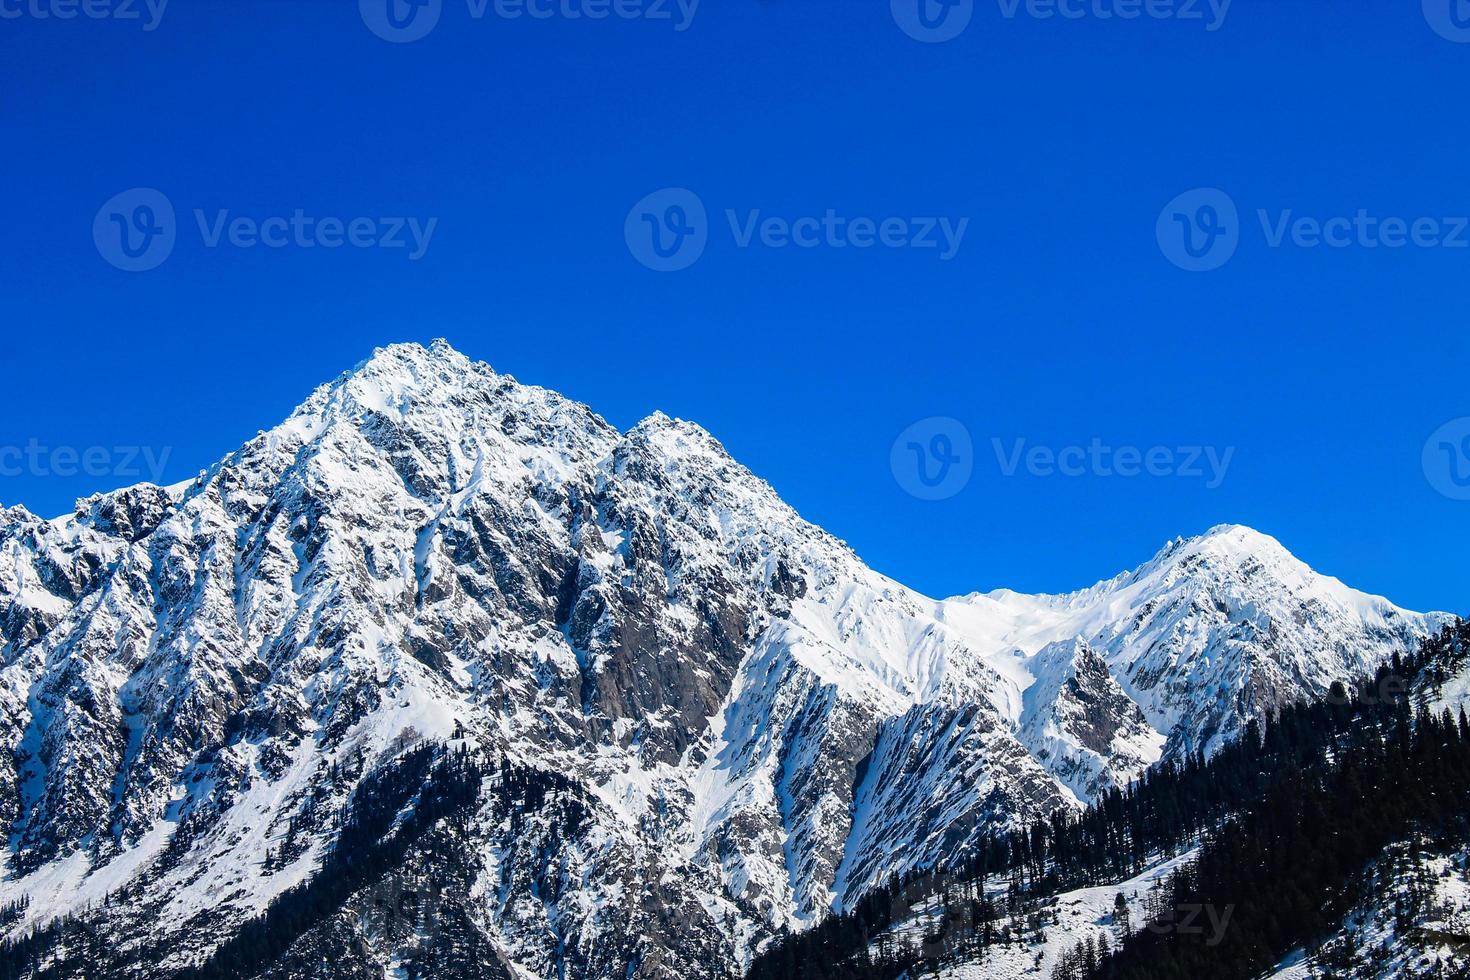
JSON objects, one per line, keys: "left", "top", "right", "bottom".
{"left": 0, "top": 341, "right": 1447, "bottom": 979}
{"left": 892, "top": 852, "right": 1198, "bottom": 980}
{"left": 1266, "top": 840, "right": 1470, "bottom": 980}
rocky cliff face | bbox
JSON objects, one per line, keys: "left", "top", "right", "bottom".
{"left": 0, "top": 341, "right": 1446, "bottom": 978}
{"left": 1018, "top": 637, "right": 1164, "bottom": 803}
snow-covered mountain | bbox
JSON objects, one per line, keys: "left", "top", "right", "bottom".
{"left": 0, "top": 341, "right": 1447, "bottom": 978}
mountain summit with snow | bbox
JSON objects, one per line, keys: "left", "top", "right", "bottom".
{"left": 0, "top": 342, "right": 1448, "bottom": 979}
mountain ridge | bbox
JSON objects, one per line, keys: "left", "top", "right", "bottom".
{"left": 0, "top": 340, "right": 1449, "bottom": 979}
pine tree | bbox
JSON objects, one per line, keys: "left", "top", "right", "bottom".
{"left": 1114, "top": 891, "right": 1131, "bottom": 939}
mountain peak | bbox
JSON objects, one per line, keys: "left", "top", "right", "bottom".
{"left": 359, "top": 337, "right": 476, "bottom": 370}
{"left": 1144, "top": 523, "right": 1289, "bottom": 566}
{"left": 1134, "top": 523, "right": 1397, "bottom": 615}
{"left": 346, "top": 339, "right": 485, "bottom": 393}
{"left": 633, "top": 408, "right": 676, "bottom": 429}
{"left": 275, "top": 340, "right": 489, "bottom": 432}
{"left": 1193, "top": 522, "right": 1289, "bottom": 553}
{"left": 1115, "top": 523, "right": 1316, "bottom": 594}
{"left": 625, "top": 410, "right": 732, "bottom": 463}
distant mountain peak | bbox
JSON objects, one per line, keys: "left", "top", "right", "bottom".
{"left": 1165, "top": 522, "right": 1293, "bottom": 563}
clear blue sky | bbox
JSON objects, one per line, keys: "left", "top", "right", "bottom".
{"left": 3, "top": 1, "right": 1468, "bottom": 614}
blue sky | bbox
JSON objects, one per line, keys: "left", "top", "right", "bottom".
{"left": 2, "top": 0, "right": 1468, "bottom": 613}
